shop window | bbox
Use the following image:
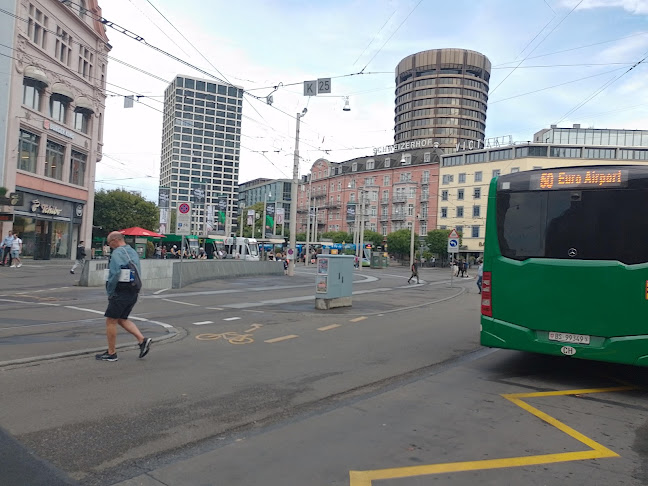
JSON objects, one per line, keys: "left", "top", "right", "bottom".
{"left": 18, "top": 130, "right": 39, "bottom": 173}
{"left": 70, "top": 150, "right": 87, "bottom": 185}
{"left": 45, "top": 140, "right": 65, "bottom": 180}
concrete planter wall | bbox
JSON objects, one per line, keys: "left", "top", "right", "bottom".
{"left": 79, "top": 259, "right": 284, "bottom": 289}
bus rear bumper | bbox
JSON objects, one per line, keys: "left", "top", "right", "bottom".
{"left": 481, "top": 316, "right": 648, "bottom": 366}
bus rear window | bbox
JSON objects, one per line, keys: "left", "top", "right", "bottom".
{"left": 497, "top": 189, "right": 648, "bottom": 264}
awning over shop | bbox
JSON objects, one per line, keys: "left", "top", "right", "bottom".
{"left": 24, "top": 66, "right": 49, "bottom": 85}
{"left": 75, "top": 97, "right": 94, "bottom": 112}
{"left": 51, "top": 82, "right": 74, "bottom": 100}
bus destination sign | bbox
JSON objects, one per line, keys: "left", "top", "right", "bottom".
{"left": 531, "top": 169, "right": 627, "bottom": 190}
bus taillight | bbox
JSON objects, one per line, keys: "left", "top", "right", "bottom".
{"left": 481, "top": 271, "right": 492, "bottom": 317}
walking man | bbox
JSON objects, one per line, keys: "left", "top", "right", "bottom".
{"left": 408, "top": 260, "right": 419, "bottom": 284}
{"left": 10, "top": 233, "right": 22, "bottom": 268}
{"left": 1, "top": 230, "right": 13, "bottom": 266}
{"left": 70, "top": 240, "right": 86, "bottom": 274}
{"left": 97, "top": 231, "right": 151, "bottom": 362}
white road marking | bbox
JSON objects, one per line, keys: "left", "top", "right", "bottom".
{"left": 162, "top": 298, "right": 199, "bottom": 306}
{"left": 264, "top": 335, "right": 298, "bottom": 343}
{"left": 350, "top": 316, "right": 368, "bottom": 322}
{"left": 223, "top": 317, "right": 241, "bottom": 321}
{"left": 206, "top": 307, "right": 224, "bottom": 310}
{"left": 194, "top": 320, "right": 214, "bottom": 325}
{"left": 153, "top": 288, "right": 170, "bottom": 295}
{"left": 64, "top": 306, "right": 104, "bottom": 315}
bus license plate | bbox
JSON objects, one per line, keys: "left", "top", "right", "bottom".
{"left": 548, "top": 332, "right": 590, "bottom": 345}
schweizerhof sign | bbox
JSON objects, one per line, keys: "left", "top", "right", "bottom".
{"left": 373, "top": 138, "right": 439, "bottom": 156}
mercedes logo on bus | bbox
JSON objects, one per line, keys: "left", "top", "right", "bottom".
{"left": 568, "top": 248, "right": 577, "bottom": 258}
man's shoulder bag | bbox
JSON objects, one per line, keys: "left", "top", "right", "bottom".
{"left": 117, "top": 248, "right": 142, "bottom": 292}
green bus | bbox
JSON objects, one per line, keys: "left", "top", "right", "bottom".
{"left": 480, "top": 165, "right": 648, "bottom": 366}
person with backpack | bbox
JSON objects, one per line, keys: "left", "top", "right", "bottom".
{"left": 96, "top": 231, "right": 151, "bottom": 362}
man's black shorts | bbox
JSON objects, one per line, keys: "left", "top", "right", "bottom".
{"left": 104, "top": 290, "right": 139, "bottom": 319}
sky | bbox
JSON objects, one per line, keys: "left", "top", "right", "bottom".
{"left": 96, "top": 0, "right": 648, "bottom": 202}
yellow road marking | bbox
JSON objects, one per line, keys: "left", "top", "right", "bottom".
{"left": 349, "top": 316, "right": 367, "bottom": 323}
{"left": 264, "top": 335, "right": 299, "bottom": 343}
{"left": 318, "top": 324, "right": 341, "bottom": 331}
{"left": 245, "top": 324, "right": 263, "bottom": 333}
{"left": 349, "top": 385, "right": 636, "bottom": 485}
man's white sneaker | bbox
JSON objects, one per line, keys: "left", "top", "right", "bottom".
{"left": 17, "top": 263, "right": 22, "bottom": 268}
{"left": 10, "top": 264, "right": 16, "bottom": 268}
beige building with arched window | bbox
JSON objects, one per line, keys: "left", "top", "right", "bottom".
{"left": 0, "top": 0, "right": 109, "bottom": 259}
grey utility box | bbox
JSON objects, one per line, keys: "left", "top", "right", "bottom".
{"left": 315, "top": 254, "right": 354, "bottom": 310}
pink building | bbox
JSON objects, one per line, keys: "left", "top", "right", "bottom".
{"left": 0, "top": 0, "right": 109, "bottom": 259}
{"left": 297, "top": 146, "right": 441, "bottom": 239}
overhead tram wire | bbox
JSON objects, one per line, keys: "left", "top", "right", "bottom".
{"left": 492, "top": 30, "right": 648, "bottom": 68}
{"left": 351, "top": 7, "right": 398, "bottom": 67}
{"left": 489, "top": 0, "right": 584, "bottom": 95}
{"left": 489, "top": 66, "right": 629, "bottom": 104}
{"left": 360, "top": 0, "right": 425, "bottom": 72}
{"left": 555, "top": 50, "right": 648, "bottom": 124}
{"left": 127, "top": 0, "right": 190, "bottom": 57}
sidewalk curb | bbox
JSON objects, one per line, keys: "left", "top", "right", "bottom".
{"left": 0, "top": 326, "right": 183, "bottom": 368}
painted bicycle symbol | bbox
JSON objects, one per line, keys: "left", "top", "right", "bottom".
{"left": 196, "top": 324, "right": 262, "bottom": 345}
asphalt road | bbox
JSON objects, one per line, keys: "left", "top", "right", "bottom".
{"left": 1, "top": 262, "right": 647, "bottom": 486}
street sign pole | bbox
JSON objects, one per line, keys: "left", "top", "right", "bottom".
{"left": 447, "top": 228, "right": 460, "bottom": 288}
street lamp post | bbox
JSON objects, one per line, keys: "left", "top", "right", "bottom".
{"left": 263, "top": 191, "right": 272, "bottom": 240}
{"left": 288, "top": 108, "right": 307, "bottom": 276}
{"left": 305, "top": 175, "right": 312, "bottom": 265}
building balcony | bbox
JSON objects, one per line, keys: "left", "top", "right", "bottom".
{"left": 380, "top": 215, "right": 389, "bottom": 222}
{"left": 392, "top": 196, "right": 407, "bottom": 203}
{"left": 391, "top": 213, "right": 406, "bottom": 221}
{"left": 419, "top": 214, "right": 428, "bottom": 220}
{"left": 381, "top": 198, "right": 390, "bottom": 204}
{"left": 312, "top": 193, "right": 327, "bottom": 200}
{"left": 420, "top": 194, "right": 429, "bottom": 201}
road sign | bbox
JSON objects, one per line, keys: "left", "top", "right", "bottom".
{"left": 317, "top": 78, "right": 331, "bottom": 94}
{"left": 448, "top": 228, "right": 459, "bottom": 238}
{"left": 176, "top": 202, "right": 192, "bottom": 235}
{"left": 448, "top": 238, "right": 459, "bottom": 253}
{"left": 304, "top": 80, "right": 316, "bottom": 96}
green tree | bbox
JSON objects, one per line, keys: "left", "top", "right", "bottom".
{"left": 295, "top": 232, "right": 307, "bottom": 241}
{"left": 425, "top": 229, "right": 462, "bottom": 263}
{"left": 93, "top": 189, "right": 159, "bottom": 237}
{"left": 386, "top": 229, "right": 418, "bottom": 262}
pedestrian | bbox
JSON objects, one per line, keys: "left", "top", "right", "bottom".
{"left": 452, "top": 259, "right": 459, "bottom": 277}
{"left": 463, "top": 260, "right": 470, "bottom": 278}
{"left": 1, "top": 230, "right": 14, "bottom": 267}
{"left": 155, "top": 245, "right": 162, "bottom": 259}
{"left": 459, "top": 259, "right": 465, "bottom": 277}
{"left": 96, "top": 231, "right": 151, "bottom": 362}
{"left": 161, "top": 246, "right": 167, "bottom": 259}
{"left": 408, "top": 260, "right": 419, "bottom": 284}
{"left": 476, "top": 258, "right": 484, "bottom": 294}
{"left": 197, "top": 247, "right": 207, "bottom": 259}
{"left": 10, "top": 232, "right": 22, "bottom": 268}
{"left": 70, "top": 240, "right": 86, "bottom": 274}
{"left": 283, "top": 259, "right": 288, "bottom": 275}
